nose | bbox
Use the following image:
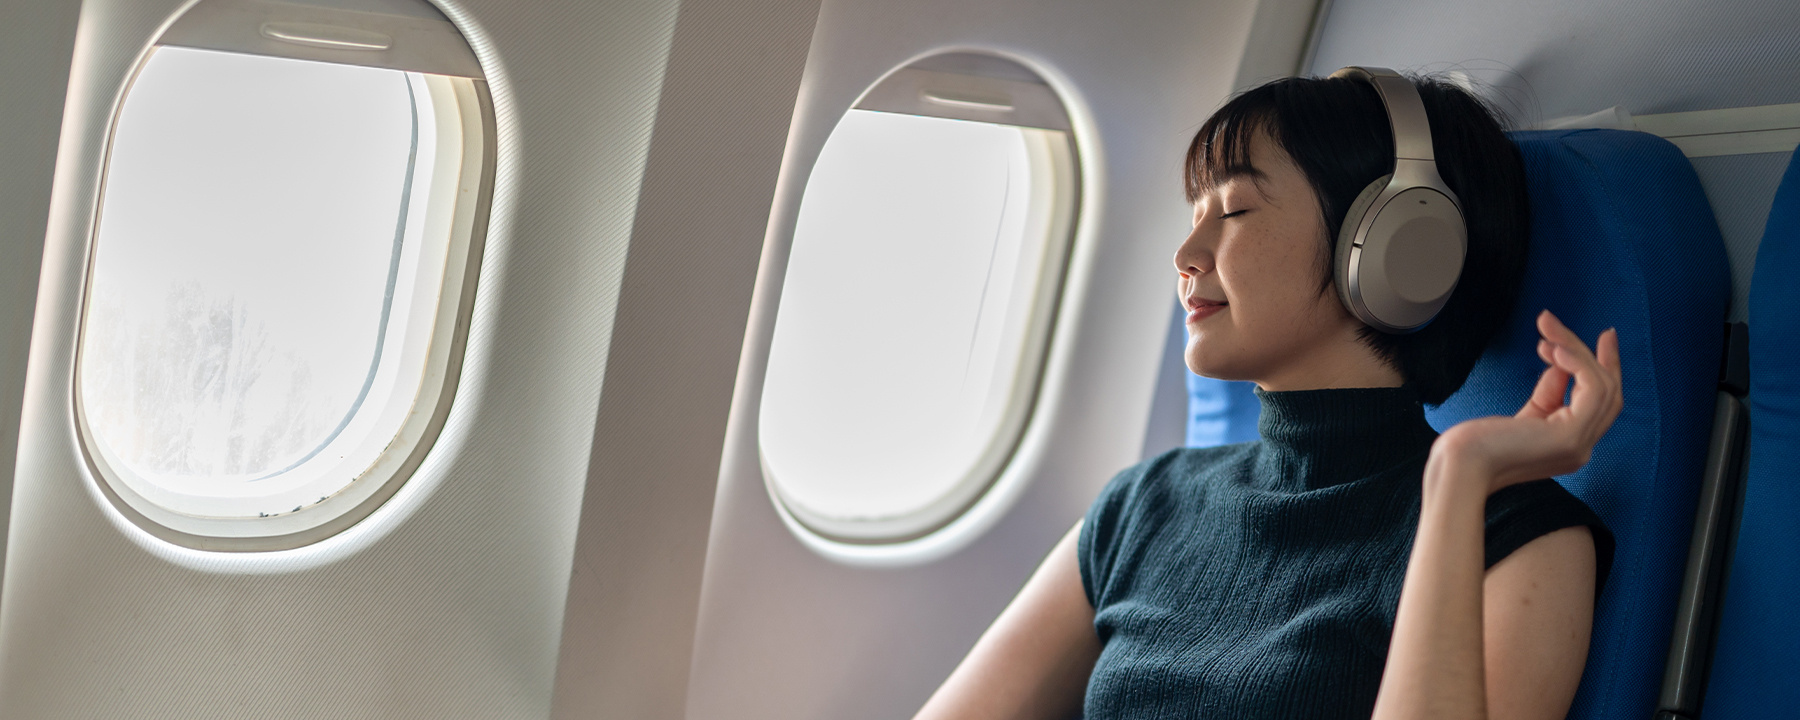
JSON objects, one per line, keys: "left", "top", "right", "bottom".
{"left": 1173, "top": 217, "right": 1216, "bottom": 279}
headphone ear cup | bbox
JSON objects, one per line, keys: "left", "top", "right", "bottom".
{"left": 1335, "top": 174, "right": 1392, "bottom": 313}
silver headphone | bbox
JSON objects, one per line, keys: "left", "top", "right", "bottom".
{"left": 1328, "top": 66, "right": 1468, "bottom": 333}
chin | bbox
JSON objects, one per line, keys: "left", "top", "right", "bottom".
{"left": 1183, "top": 345, "right": 1254, "bottom": 383}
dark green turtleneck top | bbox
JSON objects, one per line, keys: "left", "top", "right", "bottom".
{"left": 1078, "top": 387, "right": 1613, "bottom": 719}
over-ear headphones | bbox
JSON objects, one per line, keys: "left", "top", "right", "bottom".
{"left": 1328, "top": 66, "right": 1467, "bottom": 333}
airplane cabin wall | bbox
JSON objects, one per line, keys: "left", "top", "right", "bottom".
{"left": 1307, "top": 0, "right": 1800, "bottom": 322}
{"left": 0, "top": 0, "right": 83, "bottom": 586}
{"left": 0, "top": 0, "right": 697, "bottom": 716}
{"left": 547, "top": 0, "right": 822, "bottom": 717}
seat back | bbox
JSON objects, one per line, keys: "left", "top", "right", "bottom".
{"left": 1701, "top": 149, "right": 1800, "bottom": 718}
{"left": 1426, "top": 129, "right": 1730, "bottom": 720}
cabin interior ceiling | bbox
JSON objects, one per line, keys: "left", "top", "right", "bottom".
{"left": 1308, "top": 0, "right": 1800, "bottom": 320}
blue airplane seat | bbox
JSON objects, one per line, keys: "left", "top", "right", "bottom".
{"left": 1426, "top": 129, "right": 1730, "bottom": 720}
{"left": 1700, "top": 148, "right": 1800, "bottom": 718}
{"left": 1185, "top": 373, "right": 1259, "bottom": 448}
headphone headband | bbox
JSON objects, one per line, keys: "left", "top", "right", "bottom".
{"left": 1329, "top": 66, "right": 1436, "bottom": 162}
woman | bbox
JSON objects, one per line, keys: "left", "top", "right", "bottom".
{"left": 913, "top": 74, "right": 1618, "bottom": 720}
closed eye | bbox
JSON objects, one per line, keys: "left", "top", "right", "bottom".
{"left": 1220, "top": 209, "right": 1249, "bottom": 219}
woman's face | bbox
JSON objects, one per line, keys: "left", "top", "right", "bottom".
{"left": 1174, "top": 131, "right": 1393, "bottom": 389}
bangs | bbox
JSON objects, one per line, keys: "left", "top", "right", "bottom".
{"left": 1183, "top": 99, "right": 1276, "bottom": 203}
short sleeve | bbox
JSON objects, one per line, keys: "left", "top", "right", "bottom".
{"left": 1484, "top": 478, "right": 1615, "bottom": 596}
{"left": 1079, "top": 448, "right": 1198, "bottom": 610}
{"left": 1078, "top": 461, "right": 1145, "bottom": 610}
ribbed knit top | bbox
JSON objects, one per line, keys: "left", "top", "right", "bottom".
{"left": 1079, "top": 386, "right": 1613, "bottom": 719}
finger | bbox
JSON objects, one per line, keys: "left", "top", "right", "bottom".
{"left": 1546, "top": 341, "right": 1609, "bottom": 407}
{"left": 1538, "top": 338, "right": 1555, "bottom": 365}
{"left": 1538, "top": 310, "right": 1603, "bottom": 370}
{"left": 1539, "top": 312, "right": 1613, "bottom": 396}
{"left": 1552, "top": 341, "right": 1624, "bottom": 445}
{"left": 1519, "top": 362, "right": 1571, "bottom": 420}
{"left": 1548, "top": 341, "right": 1605, "bottom": 380}
{"left": 1538, "top": 312, "right": 1626, "bottom": 454}
{"left": 1596, "top": 328, "right": 1624, "bottom": 422}
{"left": 1597, "top": 327, "right": 1622, "bottom": 377}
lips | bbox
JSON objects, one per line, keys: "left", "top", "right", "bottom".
{"left": 1184, "top": 295, "right": 1227, "bottom": 323}
{"left": 1184, "top": 295, "right": 1226, "bottom": 311}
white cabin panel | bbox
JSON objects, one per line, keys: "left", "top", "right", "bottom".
{"left": 0, "top": 0, "right": 680, "bottom": 716}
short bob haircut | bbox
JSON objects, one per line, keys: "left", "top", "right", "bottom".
{"left": 1184, "top": 74, "right": 1531, "bottom": 405}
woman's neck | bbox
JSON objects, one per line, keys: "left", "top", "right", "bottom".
{"left": 1253, "top": 332, "right": 1404, "bottom": 392}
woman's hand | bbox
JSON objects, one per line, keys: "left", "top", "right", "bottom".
{"left": 1377, "top": 309, "right": 1613, "bottom": 720}
{"left": 1432, "top": 310, "right": 1624, "bottom": 494}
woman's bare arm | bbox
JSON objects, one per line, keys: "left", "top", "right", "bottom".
{"left": 913, "top": 522, "right": 1100, "bottom": 720}
{"left": 1375, "top": 310, "right": 1620, "bottom": 720}
{"left": 1379, "top": 457, "right": 1600, "bottom": 719}
{"left": 1484, "top": 526, "right": 1597, "bottom": 720}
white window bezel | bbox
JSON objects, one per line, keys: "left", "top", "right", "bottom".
{"left": 758, "top": 51, "right": 1081, "bottom": 546}
{"left": 71, "top": 0, "right": 495, "bottom": 552}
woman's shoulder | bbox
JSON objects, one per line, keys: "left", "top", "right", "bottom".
{"left": 1079, "top": 442, "right": 1259, "bottom": 607}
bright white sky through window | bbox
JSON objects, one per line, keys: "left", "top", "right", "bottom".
{"left": 81, "top": 47, "right": 422, "bottom": 512}
{"left": 761, "top": 109, "right": 1048, "bottom": 531}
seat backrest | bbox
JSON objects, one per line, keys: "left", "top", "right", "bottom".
{"left": 1426, "top": 129, "right": 1730, "bottom": 720}
{"left": 1700, "top": 149, "right": 1800, "bottom": 718}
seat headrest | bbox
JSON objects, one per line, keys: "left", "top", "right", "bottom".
{"left": 1427, "top": 129, "right": 1730, "bottom": 720}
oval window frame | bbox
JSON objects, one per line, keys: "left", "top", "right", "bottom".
{"left": 70, "top": 0, "right": 496, "bottom": 552}
{"left": 758, "top": 51, "right": 1082, "bottom": 547}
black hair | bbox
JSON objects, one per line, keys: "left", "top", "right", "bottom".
{"left": 1182, "top": 74, "right": 1531, "bottom": 405}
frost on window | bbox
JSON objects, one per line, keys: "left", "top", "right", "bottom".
{"left": 759, "top": 108, "right": 1072, "bottom": 541}
{"left": 79, "top": 47, "right": 434, "bottom": 520}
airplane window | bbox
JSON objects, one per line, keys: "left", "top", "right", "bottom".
{"left": 760, "top": 54, "right": 1077, "bottom": 544}
{"left": 76, "top": 0, "right": 490, "bottom": 551}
